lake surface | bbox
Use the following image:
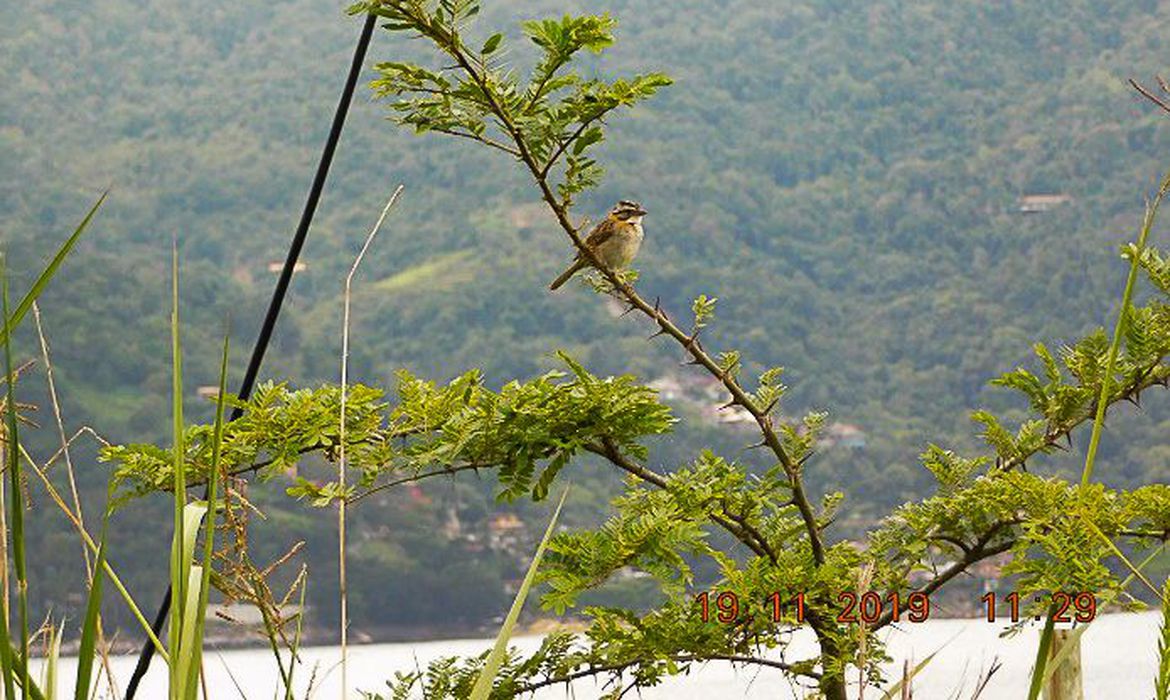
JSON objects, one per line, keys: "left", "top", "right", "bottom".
{"left": 45, "top": 610, "right": 1162, "bottom": 698}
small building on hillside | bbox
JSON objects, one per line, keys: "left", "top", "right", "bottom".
{"left": 488, "top": 512, "right": 527, "bottom": 553}
{"left": 647, "top": 375, "right": 684, "bottom": 401}
{"left": 267, "top": 261, "right": 309, "bottom": 273}
{"left": 1017, "top": 194, "right": 1073, "bottom": 214}
{"left": 818, "top": 422, "right": 868, "bottom": 450}
{"left": 973, "top": 551, "right": 1013, "bottom": 593}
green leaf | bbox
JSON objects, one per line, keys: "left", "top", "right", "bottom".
{"left": 691, "top": 294, "right": 717, "bottom": 329}
{"left": 571, "top": 125, "right": 604, "bottom": 155}
{"left": 481, "top": 32, "right": 503, "bottom": 54}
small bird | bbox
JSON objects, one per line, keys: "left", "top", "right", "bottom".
{"left": 549, "top": 200, "right": 648, "bottom": 291}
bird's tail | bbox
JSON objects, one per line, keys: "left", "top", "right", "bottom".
{"left": 549, "top": 259, "right": 588, "bottom": 291}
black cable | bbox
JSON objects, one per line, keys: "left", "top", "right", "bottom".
{"left": 123, "top": 12, "right": 378, "bottom": 697}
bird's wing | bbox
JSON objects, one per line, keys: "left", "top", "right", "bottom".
{"left": 583, "top": 219, "right": 617, "bottom": 249}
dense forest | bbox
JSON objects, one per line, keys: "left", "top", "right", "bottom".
{"left": 3, "top": 0, "right": 1170, "bottom": 637}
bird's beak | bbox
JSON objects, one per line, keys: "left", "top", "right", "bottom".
{"left": 635, "top": 207, "right": 648, "bottom": 216}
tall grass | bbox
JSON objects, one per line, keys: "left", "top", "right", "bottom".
{"left": 4, "top": 259, "right": 34, "bottom": 700}
{"left": 0, "top": 192, "right": 101, "bottom": 700}
{"left": 1028, "top": 168, "right": 1170, "bottom": 700}
{"left": 0, "top": 195, "right": 243, "bottom": 699}
{"left": 166, "top": 242, "right": 231, "bottom": 699}
{"left": 337, "top": 185, "right": 404, "bottom": 698}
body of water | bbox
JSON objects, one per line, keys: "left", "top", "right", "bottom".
{"left": 44, "top": 610, "right": 1161, "bottom": 698}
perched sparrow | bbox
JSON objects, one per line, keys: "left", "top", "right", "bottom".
{"left": 548, "top": 200, "right": 648, "bottom": 291}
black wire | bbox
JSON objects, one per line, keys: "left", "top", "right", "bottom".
{"left": 123, "top": 12, "right": 379, "bottom": 698}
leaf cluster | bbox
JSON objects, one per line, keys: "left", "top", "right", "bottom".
{"left": 351, "top": 0, "right": 670, "bottom": 208}
{"left": 100, "top": 354, "right": 674, "bottom": 505}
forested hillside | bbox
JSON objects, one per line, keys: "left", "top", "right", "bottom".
{"left": 3, "top": 0, "right": 1170, "bottom": 635}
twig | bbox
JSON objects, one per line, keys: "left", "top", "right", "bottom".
{"left": 539, "top": 115, "right": 604, "bottom": 178}
{"left": 428, "top": 127, "right": 520, "bottom": 157}
{"left": 347, "top": 462, "right": 489, "bottom": 505}
{"left": 1129, "top": 78, "right": 1170, "bottom": 116}
{"left": 32, "top": 303, "right": 92, "bottom": 576}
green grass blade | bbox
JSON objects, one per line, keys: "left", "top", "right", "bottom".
{"left": 41, "top": 621, "right": 61, "bottom": 700}
{"left": 174, "top": 504, "right": 208, "bottom": 577}
{"left": 0, "top": 266, "right": 18, "bottom": 700}
{"left": 1081, "top": 168, "right": 1170, "bottom": 486}
{"left": 1027, "top": 603, "right": 1059, "bottom": 700}
{"left": 73, "top": 523, "right": 167, "bottom": 662}
{"left": 0, "top": 193, "right": 105, "bottom": 346}
{"left": 1156, "top": 578, "right": 1170, "bottom": 700}
{"left": 170, "top": 503, "right": 206, "bottom": 698}
{"left": 879, "top": 649, "right": 940, "bottom": 700}
{"left": 0, "top": 594, "right": 15, "bottom": 700}
{"left": 177, "top": 567, "right": 203, "bottom": 699}
{"left": 469, "top": 487, "right": 569, "bottom": 700}
{"left": 186, "top": 333, "right": 230, "bottom": 699}
{"left": 1030, "top": 166, "right": 1170, "bottom": 700}
{"left": 20, "top": 450, "right": 167, "bottom": 665}
{"left": 2, "top": 260, "right": 31, "bottom": 700}
{"left": 73, "top": 508, "right": 110, "bottom": 700}
{"left": 167, "top": 239, "right": 186, "bottom": 700}
{"left": 285, "top": 568, "right": 308, "bottom": 700}
{"left": 1039, "top": 545, "right": 1164, "bottom": 690}
{"left": 1080, "top": 512, "right": 1164, "bottom": 600}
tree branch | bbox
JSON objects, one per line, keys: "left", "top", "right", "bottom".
{"left": 584, "top": 439, "right": 774, "bottom": 561}
{"left": 540, "top": 115, "right": 605, "bottom": 178}
{"left": 1129, "top": 77, "right": 1170, "bottom": 116}
{"left": 872, "top": 521, "right": 1016, "bottom": 630}
{"left": 347, "top": 462, "right": 490, "bottom": 504}
{"left": 1001, "top": 365, "right": 1170, "bottom": 473}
